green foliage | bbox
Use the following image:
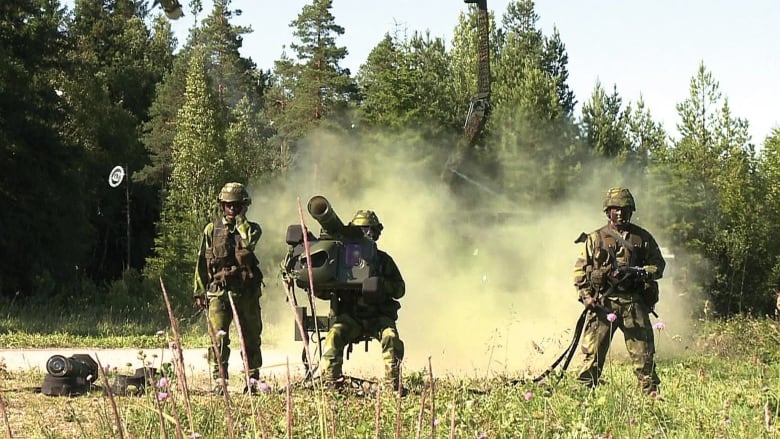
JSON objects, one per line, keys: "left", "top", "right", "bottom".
{"left": 2, "top": 0, "right": 780, "bottom": 321}
{"left": 488, "top": 1, "right": 582, "bottom": 204}
{"left": 356, "top": 31, "right": 458, "bottom": 140}
{"left": 145, "top": 48, "right": 228, "bottom": 293}
{"left": 265, "top": 0, "right": 357, "bottom": 169}
{"left": 649, "top": 62, "right": 764, "bottom": 315}
{"left": 2, "top": 317, "right": 780, "bottom": 437}
{"left": 0, "top": 0, "right": 90, "bottom": 296}
{"left": 581, "top": 81, "right": 631, "bottom": 158}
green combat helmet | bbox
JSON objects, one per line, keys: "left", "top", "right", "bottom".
{"left": 350, "top": 210, "right": 383, "bottom": 229}
{"left": 603, "top": 187, "right": 635, "bottom": 212}
{"left": 350, "top": 210, "right": 384, "bottom": 241}
{"left": 218, "top": 182, "right": 251, "bottom": 206}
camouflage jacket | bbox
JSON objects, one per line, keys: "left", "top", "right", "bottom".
{"left": 194, "top": 215, "right": 263, "bottom": 297}
{"left": 573, "top": 223, "right": 665, "bottom": 301}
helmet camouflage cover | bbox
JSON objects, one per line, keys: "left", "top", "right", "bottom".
{"left": 350, "top": 210, "right": 383, "bottom": 232}
{"left": 602, "top": 187, "right": 635, "bottom": 211}
{"left": 218, "top": 182, "right": 251, "bottom": 206}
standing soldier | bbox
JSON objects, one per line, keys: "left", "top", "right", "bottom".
{"left": 194, "top": 182, "right": 264, "bottom": 394}
{"left": 319, "top": 210, "right": 407, "bottom": 395}
{"left": 574, "top": 187, "right": 666, "bottom": 395}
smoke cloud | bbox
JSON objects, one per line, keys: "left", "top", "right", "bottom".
{"left": 246, "top": 129, "right": 700, "bottom": 380}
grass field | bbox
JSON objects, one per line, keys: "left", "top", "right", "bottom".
{"left": 0, "top": 303, "right": 779, "bottom": 438}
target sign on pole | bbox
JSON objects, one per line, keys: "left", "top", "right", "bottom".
{"left": 108, "top": 165, "right": 125, "bottom": 188}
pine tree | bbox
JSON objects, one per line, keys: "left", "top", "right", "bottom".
{"left": 145, "top": 49, "right": 228, "bottom": 291}
{"left": 580, "top": 81, "right": 631, "bottom": 158}
{"left": 267, "top": 0, "right": 356, "bottom": 171}
{"left": 652, "top": 61, "right": 759, "bottom": 314}
{"left": 0, "top": 0, "right": 88, "bottom": 297}
{"left": 357, "top": 31, "right": 458, "bottom": 139}
{"left": 141, "top": 0, "right": 268, "bottom": 187}
{"left": 63, "top": 0, "right": 176, "bottom": 278}
{"left": 489, "top": 0, "right": 580, "bottom": 204}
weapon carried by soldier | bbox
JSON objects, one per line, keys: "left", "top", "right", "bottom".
{"left": 281, "top": 196, "right": 383, "bottom": 379}
{"left": 281, "top": 196, "right": 406, "bottom": 395}
{"left": 515, "top": 261, "right": 647, "bottom": 386}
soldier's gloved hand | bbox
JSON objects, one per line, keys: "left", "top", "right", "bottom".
{"left": 581, "top": 295, "right": 599, "bottom": 311}
{"left": 194, "top": 295, "right": 208, "bottom": 309}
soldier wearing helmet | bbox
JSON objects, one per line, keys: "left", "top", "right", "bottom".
{"left": 194, "top": 182, "right": 265, "bottom": 395}
{"left": 319, "top": 209, "right": 407, "bottom": 395}
{"left": 573, "top": 187, "right": 666, "bottom": 395}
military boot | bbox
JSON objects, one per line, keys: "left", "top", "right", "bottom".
{"left": 323, "top": 375, "right": 346, "bottom": 392}
{"left": 385, "top": 373, "right": 407, "bottom": 397}
{"left": 213, "top": 378, "right": 228, "bottom": 396}
{"left": 243, "top": 371, "right": 261, "bottom": 395}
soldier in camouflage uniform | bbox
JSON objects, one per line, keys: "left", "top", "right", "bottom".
{"left": 319, "top": 210, "right": 406, "bottom": 393}
{"left": 574, "top": 187, "right": 666, "bottom": 394}
{"left": 194, "top": 182, "right": 264, "bottom": 394}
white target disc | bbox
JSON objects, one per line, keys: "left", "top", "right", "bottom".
{"left": 108, "top": 166, "right": 125, "bottom": 188}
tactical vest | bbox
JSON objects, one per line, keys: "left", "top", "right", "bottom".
{"left": 205, "top": 219, "right": 262, "bottom": 292}
{"left": 591, "top": 225, "right": 644, "bottom": 272}
{"left": 590, "top": 225, "right": 647, "bottom": 295}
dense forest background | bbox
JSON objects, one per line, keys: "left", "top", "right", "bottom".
{"left": 2, "top": 0, "right": 779, "bottom": 317}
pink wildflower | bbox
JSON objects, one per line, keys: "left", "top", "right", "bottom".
{"left": 477, "top": 433, "right": 487, "bottom": 439}
{"left": 524, "top": 391, "right": 534, "bottom": 401}
{"left": 606, "top": 313, "right": 617, "bottom": 323}
{"left": 157, "top": 392, "right": 169, "bottom": 401}
{"left": 258, "top": 381, "right": 271, "bottom": 393}
{"left": 216, "top": 330, "right": 227, "bottom": 337}
{"left": 157, "top": 377, "right": 169, "bottom": 388}
{"left": 652, "top": 321, "right": 666, "bottom": 330}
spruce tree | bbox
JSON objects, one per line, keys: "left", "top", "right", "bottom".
{"left": 267, "top": 0, "right": 356, "bottom": 171}
{"left": 146, "top": 49, "right": 228, "bottom": 292}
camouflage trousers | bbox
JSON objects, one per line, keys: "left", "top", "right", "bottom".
{"left": 576, "top": 296, "right": 660, "bottom": 393}
{"left": 320, "top": 313, "right": 404, "bottom": 388}
{"left": 206, "top": 290, "right": 263, "bottom": 381}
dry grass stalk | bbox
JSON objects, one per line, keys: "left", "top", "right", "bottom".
{"left": 285, "top": 358, "right": 293, "bottom": 439}
{"left": 0, "top": 392, "right": 12, "bottom": 439}
{"left": 428, "top": 356, "right": 436, "bottom": 437}
{"left": 226, "top": 293, "right": 252, "bottom": 391}
{"left": 159, "top": 278, "right": 194, "bottom": 435}
{"left": 205, "top": 317, "right": 235, "bottom": 439}
{"left": 414, "top": 386, "right": 427, "bottom": 439}
{"left": 394, "top": 364, "right": 403, "bottom": 439}
{"left": 149, "top": 372, "right": 170, "bottom": 439}
{"left": 449, "top": 392, "right": 457, "bottom": 439}
{"left": 95, "top": 354, "right": 125, "bottom": 439}
{"left": 157, "top": 370, "right": 184, "bottom": 439}
{"left": 282, "top": 283, "right": 314, "bottom": 373}
{"left": 226, "top": 294, "right": 267, "bottom": 438}
{"left": 373, "top": 388, "right": 382, "bottom": 439}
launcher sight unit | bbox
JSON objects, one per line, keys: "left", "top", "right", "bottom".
{"left": 283, "top": 196, "right": 380, "bottom": 298}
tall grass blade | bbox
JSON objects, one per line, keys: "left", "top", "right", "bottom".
{"left": 95, "top": 354, "right": 125, "bottom": 439}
